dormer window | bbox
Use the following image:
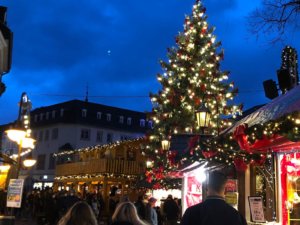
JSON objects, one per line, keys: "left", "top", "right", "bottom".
{"left": 60, "top": 108, "right": 64, "bottom": 117}
{"left": 140, "top": 119, "right": 145, "bottom": 127}
{"left": 40, "top": 113, "right": 44, "bottom": 121}
{"left": 106, "top": 113, "right": 111, "bottom": 121}
{"left": 52, "top": 110, "right": 56, "bottom": 119}
{"left": 148, "top": 121, "right": 153, "bottom": 128}
{"left": 127, "top": 117, "right": 132, "bottom": 125}
{"left": 82, "top": 109, "right": 87, "bottom": 118}
{"left": 119, "top": 116, "right": 124, "bottom": 124}
{"left": 97, "top": 112, "right": 102, "bottom": 119}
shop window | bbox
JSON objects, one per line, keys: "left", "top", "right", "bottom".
{"left": 251, "top": 155, "right": 276, "bottom": 222}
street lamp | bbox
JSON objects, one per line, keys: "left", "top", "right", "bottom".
{"left": 5, "top": 92, "right": 36, "bottom": 178}
{"left": 195, "top": 103, "right": 211, "bottom": 134}
{"left": 161, "top": 139, "right": 171, "bottom": 151}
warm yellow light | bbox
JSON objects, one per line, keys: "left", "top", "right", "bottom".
{"left": 23, "top": 159, "right": 37, "bottom": 168}
{"left": 6, "top": 129, "right": 26, "bottom": 143}
{"left": 0, "top": 165, "right": 10, "bottom": 172}
{"left": 21, "top": 137, "right": 35, "bottom": 149}
{"left": 161, "top": 139, "right": 170, "bottom": 151}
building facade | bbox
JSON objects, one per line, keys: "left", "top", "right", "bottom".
{"left": 0, "top": 99, "right": 150, "bottom": 189}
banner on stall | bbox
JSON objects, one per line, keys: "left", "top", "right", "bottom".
{"left": 248, "top": 196, "right": 266, "bottom": 223}
{"left": 6, "top": 179, "right": 24, "bottom": 208}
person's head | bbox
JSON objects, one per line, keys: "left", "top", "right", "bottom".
{"left": 57, "top": 201, "right": 97, "bottom": 225}
{"left": 207, "top": 171, "right": 228, "bottom": 196}
{"left": 148, "top": 197, "right": 157, "bottom": 207}
{"left": 112, "top": 202, "right": 145, "bottom": 225}
{"left": 167, "top": 194, "right": 173, "bottom": 199}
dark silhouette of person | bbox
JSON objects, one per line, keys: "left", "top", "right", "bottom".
{"left": 163, "top": 194, "right": 179, "bottom": 225}
{"left": 134, "top": 195, "right": 146, "bottom": 220}
{"left": 181, "top": 171, "right": 247, "bottom": 225}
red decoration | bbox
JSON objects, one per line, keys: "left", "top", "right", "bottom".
{"left": 233, "top": 157, "right": 248, "bottom": 172}
{"left": 201, "top": 28, "right": 207, "bottom": 34}
{"left": 200, "top": 84, "right": 206, "bottom": 92}
{"left": 202, "top": 150, "right": 217, "bottom": 159}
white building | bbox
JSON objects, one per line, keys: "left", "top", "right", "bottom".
{"left": 0, "top": 99, "right": 150, "bottom": 189}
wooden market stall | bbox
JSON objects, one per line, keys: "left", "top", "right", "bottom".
{"left": 54, "top": 138, "right": 147, "bottom": 214}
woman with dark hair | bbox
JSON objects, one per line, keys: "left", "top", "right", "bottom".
{"left": 57, "top": 201, "right": 97, "bottom": 225}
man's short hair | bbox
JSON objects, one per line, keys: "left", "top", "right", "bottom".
{"left": 208, "top": 171, "right": 228, "bottom": 193}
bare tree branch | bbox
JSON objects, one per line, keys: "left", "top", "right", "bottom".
{"left": 247, "top": 0, "right": 300, "bottom": 42}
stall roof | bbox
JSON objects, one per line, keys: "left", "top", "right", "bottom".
{"left": 225, "top": 85, "right": 300, "bottom": 134}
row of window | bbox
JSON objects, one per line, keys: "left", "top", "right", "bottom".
{"left": 33, "top": 128, "right": 58, "bottom": 142}
{"left": 33, "top": 108, "right": 152, "bottom": 128}
{"left": 80, "top": 129, "right": 133, "bottom": 143}
{"left": 36, "top": 153, "right": 55, "bottom": 170}
{"left": 33, "top": 127, "right": 133, "bottom": 144}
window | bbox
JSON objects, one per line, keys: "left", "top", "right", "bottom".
{"left": 45, "top": 130, "right": 49, "bottom": 141}
{"left": 60, "top": 108, "right": 64, "bottom": 117}
{"left": 40, "top": 113, "right": 44, "bottom": 121}
{"left": 52, "top": 128, "right": 58, "bottom": 140}
{"left": 34, "top": 115, "right": 38, "bottom": 122}
{"left": 106, "top": 133, "right": 113, "bottom": 143}
{"left": 80, "top": 129, "right": 90, "bottom": 140}
{"left": 119, "top": 116, "right": 124, "bottom": 124}
{"left": 33, "top": 131, "right": 38, "bottom": 140}
{"left": 106, "top": 113, "right": 111, "bottom": 121}
{"left": 140, "top": 119, "right": 145, "bottom": 127}
{"left": 36, "top": 154, "right": 46, "bottom": 170}
{"left": 48, "top": 153, "right": 55, "bottom": 170}
{"left": 127, "top": 117, "right": 132, "bottom": 125}
{"left": 96, "top": 130, "right": 103, "bottom": 142}
{"left": 46, "top": 112, "right": 49, "bottom": 120}
{"left": 148, "top": 121, "right": 153, "bottom": 128}
{"left": 52, "top": 110, "right": 56, "bottom": 119}
{"left": 38, "top": 131, "right": 44, "bottom": 142}
{"left": 97, "top": 112, "right": 102, "bottom": 119}
{"left": 82, "top": 109, "right": 87, "bottom": 117}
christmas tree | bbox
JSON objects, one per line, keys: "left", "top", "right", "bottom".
{"left": 145, "top": 0, "right": 242, "bottom": 187}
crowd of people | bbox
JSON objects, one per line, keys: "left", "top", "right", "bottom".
{"left": 0, "top": 171, "right": 248, "bottom": 225}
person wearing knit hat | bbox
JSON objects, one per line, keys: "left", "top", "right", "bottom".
{"left": 145, "top": 197, "right": 158, "bottom": 225}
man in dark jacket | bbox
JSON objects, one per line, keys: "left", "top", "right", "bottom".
{"left": 181, "top": 171, "right": 247, "bottom": 225}
{"left": 163, "top": 195, "right": 179, "bottom": 225}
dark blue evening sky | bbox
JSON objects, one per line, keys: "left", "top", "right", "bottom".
{"left": 1, "top": 0, "right": 300, "bottom": 124}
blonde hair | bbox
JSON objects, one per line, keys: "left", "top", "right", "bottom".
{"left": 112, "top": 202, "right": 147, "bottom": 225}
{"left": 57, "top": 201, "right": 98, "bottom": 225}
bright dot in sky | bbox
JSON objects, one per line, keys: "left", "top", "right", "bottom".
{"left": 107, "top": 50, "right": 111, "bottom": 56}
